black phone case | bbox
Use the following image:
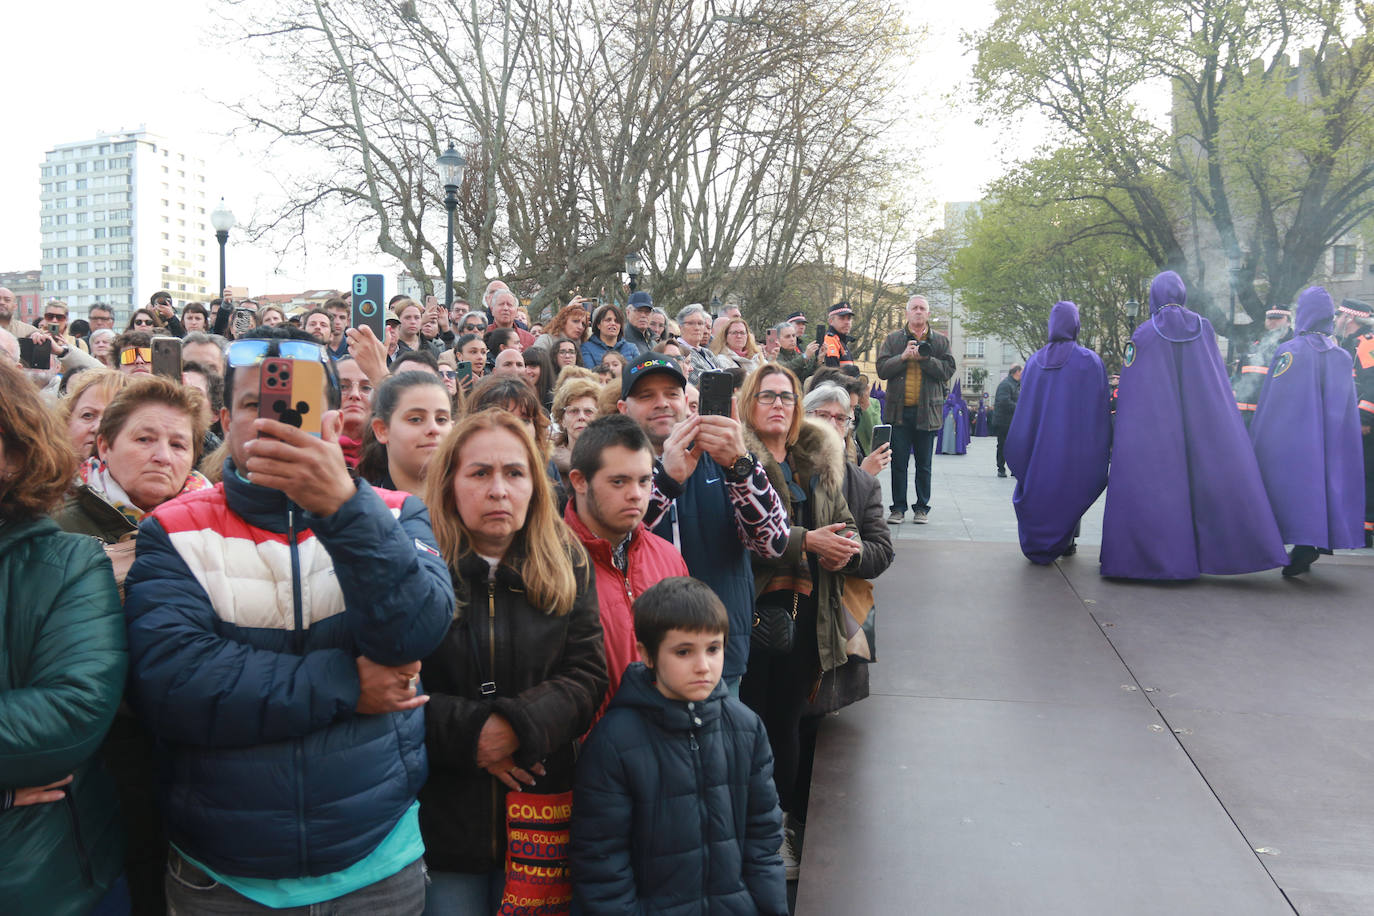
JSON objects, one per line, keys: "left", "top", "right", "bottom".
{"left": 698, "top": 371, "right": 733, "bottom": 417}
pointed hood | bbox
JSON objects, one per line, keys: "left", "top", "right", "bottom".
{"left": 946, "top": 378, "right": 963, "bottom": 407}
{"left": 1149, "top": 271, "right": 1187, "bottom": 316}
{"left": 1295, "top": 285, "right": 1335, "bottom": 335}
{"left": 1036, "top": 301, "right": 1081, "bottom": 369}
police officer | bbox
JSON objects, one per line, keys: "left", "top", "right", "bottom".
{"left": 1233, "top": 307, "right": 1294, "bottom": 426}
{"left": 821, "top": 301, "right": 856, "bottom": 368}
{"left": 1336, "top": 299, "right": 1374, "bottom": 546}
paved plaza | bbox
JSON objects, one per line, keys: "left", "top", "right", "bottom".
{"left": 798, "top": 437, "right": 1374, "bottom": 915}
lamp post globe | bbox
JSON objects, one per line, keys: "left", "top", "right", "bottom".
{"left": 624, "top": 251, "right": 642, "bottom": 294}
{"left": 210, "top": 198, "right": 235, "bottom": 301}
{"left": 436, "top": 144, "right": 467, "bottom": 310}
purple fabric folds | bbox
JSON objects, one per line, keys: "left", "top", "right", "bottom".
{"left": 1005, "top": 302, "right": 1111, "bottom": 563}
{"left": 937, "top": 379, "right": 970, "bottom": 454}
{"left": 1100, "top": 272, "right": 1288, "bottom": 579}
{"left": 1250, "top": 286, "right": 1366, "bottom": 549}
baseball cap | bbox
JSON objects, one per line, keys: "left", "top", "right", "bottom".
{"left": 828, "top": 301, "right": 854, "bottom": 317}
{"left": 629, "top": 291, "right": 654, "bottom": 310}
{"left": 787, "top": 310, "right": 808, "bottom": 323}
{"left": 621, "top": 353, "right": 686, "bottom": 399}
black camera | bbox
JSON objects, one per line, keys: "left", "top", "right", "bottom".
{"left": 917, "top": 339, "right": 933, "bottom": 357}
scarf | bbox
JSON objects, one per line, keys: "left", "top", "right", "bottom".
{"left": 79, "top": 456, "right": 212, "bottom": 526}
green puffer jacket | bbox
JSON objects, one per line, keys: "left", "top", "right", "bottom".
{"left": 744, "top": 419, "right": 862, "bottom": 674}
{"left": 0, "top": 517, "right": 127, "bottom": 916}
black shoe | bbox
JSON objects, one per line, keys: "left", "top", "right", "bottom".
{"left": 1061, "top": 540, "right": 1077, "bottom": 557}
{"left": 996, "top": 469, "right": 1007, "bottom": 478}
{"left": 1282, "top": 545, "right": 1320, "bottom": 578}
{"left": 1366, "top": 529, "right": 1373, "bottom": 549}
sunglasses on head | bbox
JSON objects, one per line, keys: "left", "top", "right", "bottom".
{"left": 119, "top": 347, "right": 152, "bottom": 365}
{"left": 226, "top": 339, "right": 327, "bottom": 367}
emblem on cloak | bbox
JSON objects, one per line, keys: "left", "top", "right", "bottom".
{"left": 1123, "top": 342, "right": 1136, "bottom": 368}
{"left": 1273, "top": 351, "right": 1293, "bottom": 377}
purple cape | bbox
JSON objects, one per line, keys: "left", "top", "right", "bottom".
{"left": 1100, "top": 271, "right": 1288, "bottom": 579}
{"left": 974, "top": 397, "right": 990, "bottom": 436}
{"left": 937, "top": 379, "right": 970, "bottom": 454}
{"left": 1250, "top": 286, "right": 1366, "bottom": 548}
{"left": 1005, "top": 302, "right": 1112, "bottom": 564}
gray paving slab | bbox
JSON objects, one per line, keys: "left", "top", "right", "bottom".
{"left": 799, "top": 694, "right": 1294, "bottom": 916}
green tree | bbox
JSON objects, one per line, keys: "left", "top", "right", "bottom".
{"left": 948, "top": 178, "right": 1156, "bottom": 373}
{"left": 970, "top": 0, "right": 1374, "bottom": 324}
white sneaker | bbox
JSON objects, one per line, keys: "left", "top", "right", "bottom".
{"left": 780, "top": 828, "right": 800, "bottom": 881}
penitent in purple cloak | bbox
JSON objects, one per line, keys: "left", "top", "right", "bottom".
{"left": 1100, "top": 271, "right": 1288, "bottom": 579}
{"left": 1250, "top": 286, "right": 1365, "bottom": 555}
{"left": 1005, "top": 301, "right": 1111, "bottom": 564}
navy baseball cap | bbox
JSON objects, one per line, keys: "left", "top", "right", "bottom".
{"left": 628, "top": 291, "right": 654, "bottom": 310}
{"left": 622, "top": 353, "right": 686, "bottom": 398}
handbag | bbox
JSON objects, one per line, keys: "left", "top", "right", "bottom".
{"left": 751, "top": 590, "right": 799, "bottom": 655}
{"left": 501, "top": 790, "right": 574, "bottom": 914}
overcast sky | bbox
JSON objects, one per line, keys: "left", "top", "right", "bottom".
{"left": 1, "top": 0, "right": 1026, "bottom": 298}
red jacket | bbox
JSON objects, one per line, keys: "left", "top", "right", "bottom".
{"left": 563, "top": 500, "right": 689, "bottom": 705}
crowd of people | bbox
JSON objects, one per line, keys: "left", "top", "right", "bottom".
{"left": 0, "top": 281, "right": 900, "bottom": 916}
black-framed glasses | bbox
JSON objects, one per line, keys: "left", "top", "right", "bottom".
{"left": 133, "top": 318, "right": 155, "bottom": 326}
{"left": 754, "top": 390, "right": 796, "bottom": 405}
{"left": 810, "top": 409, "right": 854, "bottom": 430}
{"left": 43, "top": 313, "right": 66, "bottom": 322}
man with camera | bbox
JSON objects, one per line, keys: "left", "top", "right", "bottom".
{"left": 876, "top": 295, "right": 956, "bottom": 524}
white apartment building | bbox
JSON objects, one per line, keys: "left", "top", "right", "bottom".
{"left": 39, "top": 128, "right": 211, "bottom": 321}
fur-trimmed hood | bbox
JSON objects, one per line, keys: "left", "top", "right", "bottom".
{"left": 744, "top": 416, "right": 847, "bottom": 500}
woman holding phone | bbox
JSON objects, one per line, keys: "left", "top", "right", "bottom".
{"left": 737, "top": 364, "right": 861, "bottom": 881}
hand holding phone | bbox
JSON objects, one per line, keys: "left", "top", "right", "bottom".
{"left": 698, "top": 370, "right": 733, "bottom": 418}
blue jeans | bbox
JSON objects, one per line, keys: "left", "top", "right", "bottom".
{"left": 421, "top": 869, "right": 504, "bottom": 916}
{"left": 163, "top": 851, "right": 425, "bottom": 915}
{"left": 890, "top": 408, "right": 936, "bottom": 513}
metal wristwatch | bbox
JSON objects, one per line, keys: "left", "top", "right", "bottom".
{"left": 724, "top": 452, "right": 755, "bottom": 483}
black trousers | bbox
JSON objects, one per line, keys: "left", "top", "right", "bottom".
{"left": 995, "top": 431, "right": 1008, "bottom": 473}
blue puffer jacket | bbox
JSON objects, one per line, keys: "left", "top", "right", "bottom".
{"left": 571, "top": 663, "right": 787, "bottom": 915}
{"left": 122, "top": 468, "right": 453, "bottom": 879}
{"left": 581, "top": 335, "right": 640, "bottom": 369}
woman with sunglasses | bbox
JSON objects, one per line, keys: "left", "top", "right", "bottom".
{"left": 736, "top": 364, "right": 861, "bottom": 882}
{"left": 125, "top": 308, "right": 160, "bottom": 334}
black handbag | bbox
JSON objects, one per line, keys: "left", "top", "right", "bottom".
{"left": 751, "top": 591, "right": 799, "bottom": 655}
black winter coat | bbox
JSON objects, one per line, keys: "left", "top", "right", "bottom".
{"left": 420, "top": 547, "right": 607, "bottom": 873}
{"left": 993, "top": 374, "right": 1021, "bottom": 433}
{"left": 571, "top": 663, "right": 787, "bottom": 916}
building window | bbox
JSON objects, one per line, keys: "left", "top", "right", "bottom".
{"left": 964, "top": 338, "right": 985, "bottom": 359}
{"left": 1333, "top": 244, "right": 1357, "bottom": 276}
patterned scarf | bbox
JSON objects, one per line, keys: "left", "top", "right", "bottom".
{"left": 79, "top": 456, "right": 212, "bottom": 526}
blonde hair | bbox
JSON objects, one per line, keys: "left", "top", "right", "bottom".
{"left": 739, "top": 363, "right": 803, "bottom": 447}
{"left": 60, "top": 368, "right": 132, "bottom": 426}
{"left": 554, "top": 365, "right": 598, "bottom": 388}
{"left": 423, "top": 409, "right": 585, "bottom": 615}
{"left": 710, "top": 317, "right": 760, "bottom": 358}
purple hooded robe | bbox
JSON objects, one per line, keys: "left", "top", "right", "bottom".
{"left": 937, "top": 379, "right": 970, "bottom": 454}
{"left": 1006, "top": 302, "right": 1111, "bottom": 564}
{"left": 1250, "top": 286, "right": 1366, "bottom": 549}
{"left": 974, "top": 395, "right": 990, "bottom": 436}
{"left": 1100, "top": 272, "right": 1288, "bottom": 579}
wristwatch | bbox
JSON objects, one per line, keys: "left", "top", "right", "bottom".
{"left": 724, "top": 452, "right": 755, "bottom": 483}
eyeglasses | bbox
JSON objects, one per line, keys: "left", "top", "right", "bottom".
{"left": 119, "top": 347, "right": 153, "bottom": 365}
{"left": 226, "top": 338, "right": 327, "bottom": 367}
{"left": 754, "top": 390, "right": 797, "bottom": 405}
{"left": 132, "top": 318, "right": 155, "bottom": 327}
{"left": 439, "top": 369, "right": 458, "bottom": 379}
{"left": 463, "top": 323, "right": 486, "bottom": 332}
{"left": 43, "top": 312, "right": 66, "bottom": 322}
{"left": 810, "top": 410, "right": 854, "bottom": 430}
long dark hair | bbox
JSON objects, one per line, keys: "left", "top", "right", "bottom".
{"left": 522, "top": 345, "right": 555, "bottom": 409}
{"left": 356, "top": 371, "right": 449, "bottom": 485}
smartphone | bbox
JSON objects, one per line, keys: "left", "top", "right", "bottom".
{"left": 698, "top": 370, "right": 734, "bottom": 418}
{"left": 583, "top": 297, "right": 600, "bottom": 309}
{"left": 48, "top": 322, "right": 62, "bottom": 337}
{"left": 871, "top": 424, "right": 892, "bottom": 451}
{"left": 18, "top": 338, "right": 53, "bottom": 370}
{"left": 765, "top": 327, "right": 778, "bottom": 349}
{"left": 233, "top": 308, "right": 255, "bottom": 338}
{"left": 352, "top": 273, "right": 386, "bottom": 339}
{"left": 456, "top": 360, "right": 473, "bottom": 386}
{"left": 815, "top": 323, "right": 827, "bottom": 349}
{"left": 258, "top": 357, "right": 325, "bottom": 437}
{"left": 151, "top": 336, "right": 182, "bottom": 379}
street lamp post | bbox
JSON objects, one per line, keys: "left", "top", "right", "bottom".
{"left": 710, "top": 295, "right": 722, "bottom": 317}
{"left": 436, "top": 144, "right": 467, "bottom": 312}
{"left": 210, "top": 198, "right": 235, "bottom": 299}
{"left": 624, "top": 251, "right": 642, "bottom": 294}
{"left": 1125, "top": 298, "right": 1140, "bottom": 333}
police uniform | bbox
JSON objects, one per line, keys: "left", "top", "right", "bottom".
{"left": 822, "top": 300, "right": 856, "bottom": 369}
{"left": 1233, "top": 308, "right": 1293, "bottom": 426}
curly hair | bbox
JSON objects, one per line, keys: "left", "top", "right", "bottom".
{"left": 0, "top": 360, "right": 78, "bottom": 521}
{"left": 97, "top": 374, "right": 210, "bottom": 467}
{"left": 545, "top": 303, "right": 591, "bottom": 342}
{"left": 551, "top": 377, "right": 603, "bottom": 447}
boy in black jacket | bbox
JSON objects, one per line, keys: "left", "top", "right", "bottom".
{"left": 572, "top": 578, "right": 788, "bottom": 915}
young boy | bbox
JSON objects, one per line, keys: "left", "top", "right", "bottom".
{"left": 571, "top": 578, "right": 788, "bottom": 915}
